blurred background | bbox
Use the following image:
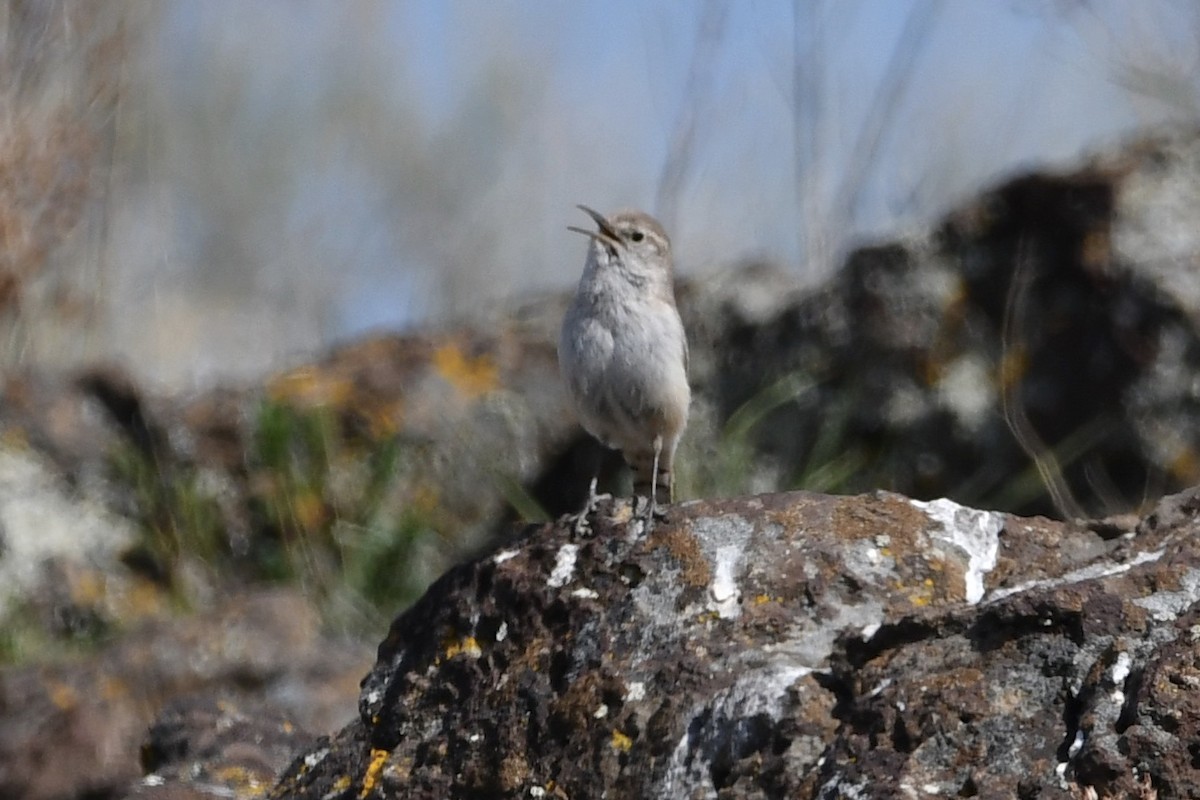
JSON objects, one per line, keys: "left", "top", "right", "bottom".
{"left": 5, "top": 0, "right": 1200, "bottom": 391}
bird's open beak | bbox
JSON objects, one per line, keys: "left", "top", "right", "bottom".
{"left": 567, "top": 204, "right": 620, "bottom": 247}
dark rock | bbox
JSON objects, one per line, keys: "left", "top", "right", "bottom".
{"left": 269, "top": 487, "right": 1200, "bottom": 798}
{"left": 676, "top": 128, "right": 1200, "bottom": 518}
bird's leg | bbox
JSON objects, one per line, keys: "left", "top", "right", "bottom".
{"left": 573, "top": 474, "right": 599, "bottom": 535}
{"left": 571, "top": 443, "right": 607, "bottom": 536}
{"left": 645, "top": 435, "right": 663, "bottom": 523}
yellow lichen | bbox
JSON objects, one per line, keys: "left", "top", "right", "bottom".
{"left": 611, "top": 729, "right": 633, "bottom": 752}
{"left": 359, "top": 748, "right": 389, "bottom": 799}
{"left": 99, "top": 674, "right": 129, "bottom": 701}
{"left": 443, "top": 635, "right": 483, "bottom": 660}
{"left": 292, "top": 490, "right": 328, "bottom": 532}
{"left": 267, "top": 366, "right": 354, "bottom": 409}
{"left": 997, "top": 347, "right": 1028, "bottom": 393}
{"left": 411, "top": 484, "right": 441, "bottom": 516}
{"left": 432, "top": 343, "right": 499, "bottom": 399}
{"left": 45, "top": 679, "right": 78, "bottom": 711}
{"left": 1169, "top": 447, "right": 1200, "bottom": 483}
{"left": 211, "top": 765, "right": 264, "bottom": 793}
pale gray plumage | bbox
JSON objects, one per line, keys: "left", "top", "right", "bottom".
{"left": 559, "top": 205, "right": 690, "bottom": 511}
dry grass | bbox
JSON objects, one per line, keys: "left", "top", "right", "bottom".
{"left": 0, "top": 1, "right": 128, "bottom": 368}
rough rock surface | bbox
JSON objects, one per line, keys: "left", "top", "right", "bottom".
{"left": 269, "top": 487, "right": 1200, "bottom": 799}
{"left": 0, "top": 589, "right": 369, "bottom": 800}
{"left": 126, "top": 697, "right": 314, "bottom": 800}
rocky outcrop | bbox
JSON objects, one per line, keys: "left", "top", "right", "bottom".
{"left": 267, "top": 487, "right": 1200, "bottom": 799}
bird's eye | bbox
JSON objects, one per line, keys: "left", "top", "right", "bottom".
{"left": 629, "top": 231, "right": 645, "bottom": 243}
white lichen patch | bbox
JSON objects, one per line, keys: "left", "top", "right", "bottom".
{"left": 570, "top": 587, "right": 599, "bottom": 599}
{"left": 547, "top": 543, "right": 579, "bottom": 589}
{"left": 303, "top": 746, "right": 330, "bottom": 768}
{"left": 657, "top": 659, "right": 810, "bottom": 797}
{"left": 911, "top": 498, "right": 1003, "bottom": 604}
{"left": 624, "top": 681, "right": 646, "bottom": 702}
{"left": 0, "top": 448, "right": 138, "bottom": 617}
{"left": 494, "top": 549, "right": 520, "bottom": 564}
{"left": 1133, "top": 567, "right": 1200, "bottom": 621}
{"left": 843, "top": 538, "right": 897, "bottom": 586}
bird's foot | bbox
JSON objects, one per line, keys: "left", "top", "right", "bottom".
{"left": 571, "top": 478, "right": 608, "bottom": 537}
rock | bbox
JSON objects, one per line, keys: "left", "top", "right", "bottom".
{"left": 268, "top": 487, "right": 1200, "bottom": 799}
{"left": 124, "top": 696, "right": 314, "bottom": 800}
{"left": 0, "top": 589, "right": 369, "bottom": 800}
{"left": 681, "top": 128, "right": 1200, "bottom": 518}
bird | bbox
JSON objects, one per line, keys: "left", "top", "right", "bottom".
{"left": 559, "top": 205, "right": 690, "bottom": 523}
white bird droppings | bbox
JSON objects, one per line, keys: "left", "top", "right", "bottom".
{"left": 1111, "top": 651, "right": 1132, "bottom": 685}
{"left": 708, "top": 545, "right": 743, "bottom": 618}
{"left": 912, "top": 498, "right": 1003, "bottom": 604}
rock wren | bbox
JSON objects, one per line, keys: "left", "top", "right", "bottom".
{"left": 559, "top": 205, "right": 690, "bottom": 517}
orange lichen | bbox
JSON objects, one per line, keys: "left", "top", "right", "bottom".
{"left": 432, "top": 343, "right": 499, "bottom": 399}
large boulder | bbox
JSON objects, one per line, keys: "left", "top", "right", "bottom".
{"left": 266, "top": 487, "right": 1200, "bottom": 799}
